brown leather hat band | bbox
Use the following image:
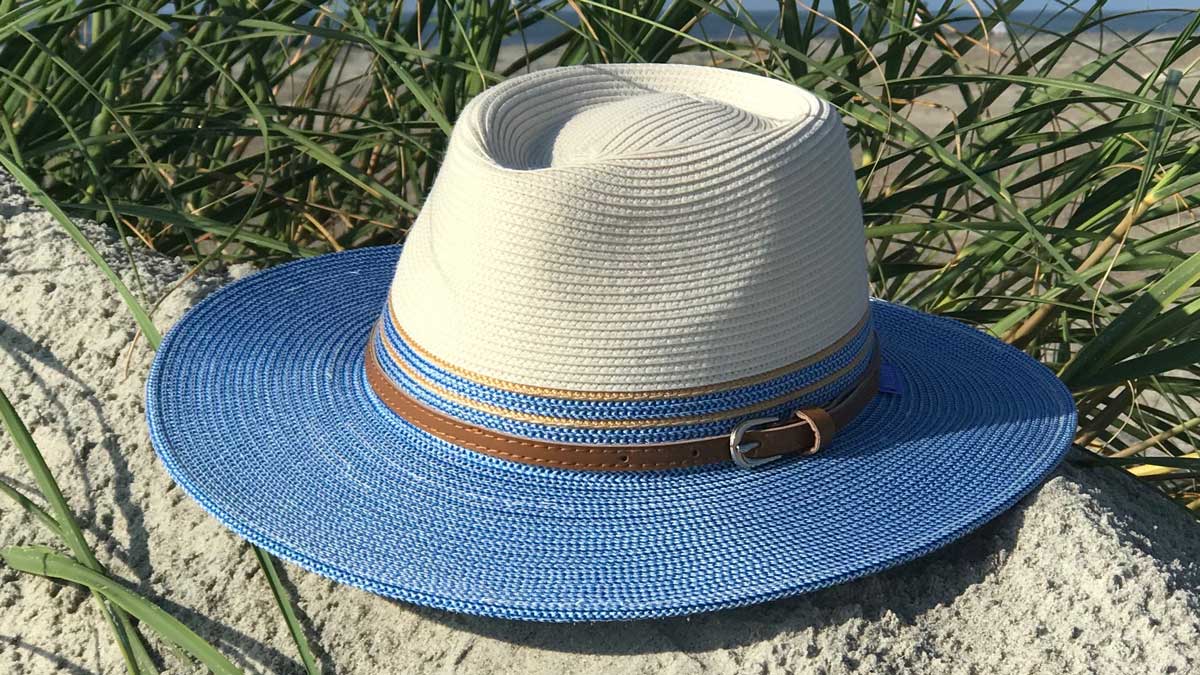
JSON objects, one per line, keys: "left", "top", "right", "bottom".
{"left": 364, "top": 337, "right": 881, "bottom": 471}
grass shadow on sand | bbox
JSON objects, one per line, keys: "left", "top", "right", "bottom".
{"left": 0, "top": 635, "right": 95, "bottom": 675}
{"left": 0, "top": 319, "right": 155, "bottom": 591}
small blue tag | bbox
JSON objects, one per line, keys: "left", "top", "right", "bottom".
{"left": 878, "top": 364, "right": 904, "bottom": 395}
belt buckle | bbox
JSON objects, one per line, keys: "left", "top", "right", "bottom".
{"left": 729, "top": 416, "right": 782, "bottom": 469}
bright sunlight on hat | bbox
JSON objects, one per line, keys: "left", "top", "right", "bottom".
{"left": 146, "top": 64, "right": 1076, "bottom": 622}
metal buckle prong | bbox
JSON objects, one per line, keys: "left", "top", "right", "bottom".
{"left": 729, "top": 416, "right": 782, "bottom": 469}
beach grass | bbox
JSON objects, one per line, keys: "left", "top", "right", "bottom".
{"left": 1, "top": 0, "right": 1199, "bottom": 671}
{"left": 0, "top": 388, "right": 235, "bottom": 674}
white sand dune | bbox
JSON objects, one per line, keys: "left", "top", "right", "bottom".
{"left": 1, "top": 172, "right": 1198, "bottom": 673}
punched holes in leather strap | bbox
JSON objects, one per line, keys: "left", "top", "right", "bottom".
{"left": 364, "top": 337, "right": 881, "bottom": 471}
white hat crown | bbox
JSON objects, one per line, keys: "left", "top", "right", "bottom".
{"left": 386, "top": 64, "right": 869, "bottom": 394}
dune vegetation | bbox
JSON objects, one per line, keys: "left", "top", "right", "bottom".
{"left": 1, "top": 0, "right": 1199, "bottom": 672}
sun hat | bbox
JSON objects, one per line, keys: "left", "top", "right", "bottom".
{"left": 146, "top": 63, "right": 1077, "bottom": 622}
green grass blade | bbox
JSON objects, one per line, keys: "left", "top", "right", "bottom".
{"left": 1, "top": 546, "right": 241, "bottom": 675}
{"left": 0, "top": 477, "right": 63, "bottom": 539}
{"left": 345, "top": 6, "right": 454, "bottom": 136}
{"left": 1061, "top": 249, "right": 1200, "bottom": 385}
{"left": 0, "top": 386, "right": 157, "bottom": 673}
{"left": 61, "top": 201, "right": 320, "bottom": 259}
{"left": 1071, "top": 339, "right": 1200, "bottom": 390}
{"left": 251, "top": 546, "right": 318, "bottom": 675}
{"left": 1080, "top": 455, "right": 1200, "bottom": 472}
{"left": 269, "top": 122, "right": 418, "bottom": 214}
{"left": 0, "top": 157, "right": 161, "bottom": 347}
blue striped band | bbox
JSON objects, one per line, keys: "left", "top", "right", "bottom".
{"left": 367, "top": 305, "right": 878, "bottom": 445}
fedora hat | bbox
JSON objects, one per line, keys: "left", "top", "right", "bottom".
{"left": 146, "top": 64, "right": 1076, "bottom": 621}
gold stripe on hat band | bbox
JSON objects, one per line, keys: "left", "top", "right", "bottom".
{"left": 372, "top": 321, "right": 878, "bottom": 429}
{"left": 385, "top": 298, "right": 872, "bottom": 402}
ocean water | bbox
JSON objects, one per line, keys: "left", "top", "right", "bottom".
{"left": 489, "top": 8, "right": 1198, "bottom": 45}
{"left": 77, "top": 7, "right": 1196, "bottom": 49}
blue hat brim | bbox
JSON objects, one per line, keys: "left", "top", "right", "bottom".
{"left": 146, "top": 246, "right": 1076, "bottom": 622}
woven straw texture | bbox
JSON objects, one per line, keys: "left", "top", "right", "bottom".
{"left": 147, "top": 247, "right": 1076, "bottom": 622}
{"left": 371, "top": 311, "right": 876, "bottom": 444}
{"left": 387, "top": 64, "right": 870, "bottom": 391}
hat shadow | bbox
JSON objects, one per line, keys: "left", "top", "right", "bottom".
{"left": 407, "top": 502, "right": 1021, "bottom": 655}
{"left": 402, "top": 371, "right": 1077, "bottom": 653}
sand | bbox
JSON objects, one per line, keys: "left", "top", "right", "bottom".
{"left": 1, "top": 171, "right": 1199, "bottom": 674}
